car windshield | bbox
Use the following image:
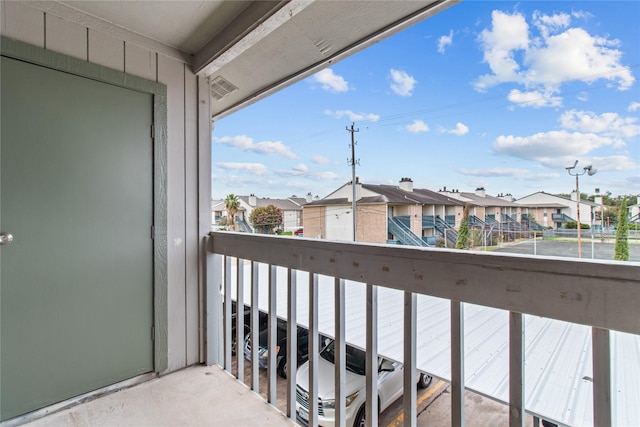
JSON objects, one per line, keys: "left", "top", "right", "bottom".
{"left": 320, "top": 340, "right": 366, "bottom": 376}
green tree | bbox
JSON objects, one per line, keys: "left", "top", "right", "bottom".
{"left": 614, "top": 198, "right": 629, "bottom": 261}
{"left": 224, "top": 194, "right": 240, "bottom": 231}
{"left": 455, "top": 204, "right": 470, "bottom": 249}
{"left": 249, "top": 205, "right": 283, "bottom": 234}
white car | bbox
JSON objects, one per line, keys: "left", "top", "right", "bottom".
{"left": 295, "top": 339, "right": 432, "bottom": 427}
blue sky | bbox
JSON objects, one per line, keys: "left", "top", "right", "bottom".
{"left": 211, "top": 1, "right": 639, "bottom": 201}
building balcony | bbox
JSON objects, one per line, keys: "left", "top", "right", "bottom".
{"left": 20, "top": 365, "right": 293, "bottom": 427}
{"left": 17, "top": 232, "right": 638, "bottom": 427}
{"left": 551, "top": 213, "right": 575, "bottom": 222}
{"left": 207, "top": 231, "right": 639, "bottom": 427}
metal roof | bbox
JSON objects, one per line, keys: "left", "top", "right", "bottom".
{"left": 455, "top": 192, "right": 521, "bottom": 207}
{"left": 228, "top": 262, "right": 639, "bottom": 427}
{"left": 363, "top": 184, "right": 464, "bottom": 206}
{"left": 237, "top": 196, "right": 302, "bottom": 211}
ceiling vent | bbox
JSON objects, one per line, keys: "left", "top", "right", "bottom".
{"left": 210, "top": 76, "right": 238, "bottom": 100}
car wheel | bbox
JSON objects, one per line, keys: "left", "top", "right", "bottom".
{"left": 277, "top": 357, "right": 287, "bottom": 379}
{"left": 232, "top": 328, "right": 249, "bottom": 356}
{"left": 418, "top": 373, "right": 433, "bottom": 389}
{"left": 353, "top": 405, "right": 366, "bottom": 427}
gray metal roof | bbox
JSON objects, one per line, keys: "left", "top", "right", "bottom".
{"left": 229, "top": 262, "right": 639, "bottom": 427}
{"left": 238, "top": 196, "right": 302, "bottom": 211}
{"left": 456, "top": 192, "right": 521, "bottom": 207}
{"left": 363, "top": 184, "right": 464, "bottom": 206}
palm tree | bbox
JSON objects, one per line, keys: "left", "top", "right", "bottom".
{"left": 224, "top": 194, "right": 240, "bottom": 231}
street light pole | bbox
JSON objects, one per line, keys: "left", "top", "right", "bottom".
{"left": 566, "top": 161, "right": 597, "bottom": 258}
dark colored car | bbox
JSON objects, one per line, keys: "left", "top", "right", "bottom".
{"left": 243, "top": 318, "right": 309, "bottom": 378}
{"left": 230, "top": 301, "right": 268, "bottom": 355}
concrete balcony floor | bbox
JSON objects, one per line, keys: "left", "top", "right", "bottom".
{"left": 22, "top": 365, "right": 294, "bottom": 427}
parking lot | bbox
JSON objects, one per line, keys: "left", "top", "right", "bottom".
{"left": 231, "top": 354, "right": 536, "bottom": 427}
{"left": 492, "top": 238, "right": 640, "bottom": 261}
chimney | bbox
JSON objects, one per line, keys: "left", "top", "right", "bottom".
{"left": 399, "top": 177, "right": 413, "bottom": 192}
{"left": 306, "top": 192, "right": 313, "bottom": 203}
{"left": 498, "top": 193, "right": 514, "bottom": 202}
{"left": 475, "top": 187, "right": 486, "bottom": 197}
{"left": 248, "top": 194, "right": 257, "bottom": 206}
{"left": 571, "top": 190, "right": 578, "bottom": 202}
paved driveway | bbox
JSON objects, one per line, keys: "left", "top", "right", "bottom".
{"left": 492, "top": 239, "right": 640, "bottom": 262}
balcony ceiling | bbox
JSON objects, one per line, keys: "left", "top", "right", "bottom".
{"left": 43, "top": 0, "right": 459, "bottom": 119}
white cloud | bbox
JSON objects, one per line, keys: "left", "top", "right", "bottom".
{"left": 560, "top": 110, "right": 640, "bottom": 138}
{"left": 532, "top": 11, "right": 571, "bottom": 39}
{"left": 507, "top": 89, "right": 562, "bottom": 108}
{"left": 390, "top": 69, "right": 417, "bottom": 96}
{"left": 292, "top": 163, "right": 309, "bottom": 173}
{"left": 629, "top": 102, "right": 640, "bottom": 112}
{"left": 275, "top": 166, "right": 340, "bottom": 181}
{"left": 458, "top": 167, "right": 560, "bottom": 181}
{"left": 475, "top": 10, "right": 529, "bottom": 91}
{"left": 577, "top": 92, "right": 589, "bottom": 102}
{"left": 216, "top": 162, "right": 269, "bottom": 175}
{"left": 438, "top": 30, "right": 454, "bottom": 54}
{"left": 311, "top": 68, "right": 349, "bottom": 93}
{"left": 448, "top": 122, "right": 469, "bottom": 136}
{"left": 406, "top": 120, "right": 429, "bottom": 133}
{"left": 587, "top": 155, "right": 638, "bottom": 172}
{"left": 312, "top": 171, "right": 340, "bottom": 180}
{"left": 492, "top": 130, "right": 622, "bottom": 168}
{"left": 475, "top": 10, "right": 635, "bottom": 100}
{"left": 213, "top": 135, "right": 296, "bottom": 159}
{"left": 310, "top": 154, "right": 330, "bottom": 164}
{"left": 324, "top": 109, "right": 380, "bottom": 122}
{"left": 525, "top": 28, "right": 633, "bottom": 90}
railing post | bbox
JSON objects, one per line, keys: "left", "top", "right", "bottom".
{"left": 224, "top": 256, "right": 232, "bottom": 371}
{"left": 451, "top": 300, "right": 465, "bottom": 427}
{"left": 236, "top": 258, "right": 244, "bottom": 383}
{"left": 403, "top": 291, "right": 417, "bottom": 427}
{"left": 509, "top": 311, "right": 524, "bottom": 427}
{"left": 366, "top": 283, "right": 378, "bottom": 427}
{"left": 286, "top": 268, "right": 298, "bottom": 421}
{"left": 592, "top": 327, "right": 612, "bottom": 427}
{"left": 309, "top": 273, "right": 319, "bottom": 427}
{"left": 335, "top": 278, "right": 346, "bottom": 427}
{"left": 206, "top": 249, "right": 223, "bottom": 366}
{"left": 267, "top": 264, "right": 277, "bottom": 404}
{"left": 250, "top": 261, "right": 259, "bottom": 392}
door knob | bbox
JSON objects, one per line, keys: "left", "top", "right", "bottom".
{"left": 0, "top": 232, "right": 14, "bottom": 246}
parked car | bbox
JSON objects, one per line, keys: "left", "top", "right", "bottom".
{"left": 243, "top": 318, "right": 310, "bottom": 378}
{"left": 294, "top": 228, "right": 304, "bottom": 236}
{"left": 295, "top": 339, "right": 432, "bottom": 427}
{"left": 230, "top": 301, "right": 267, "bottom": 355}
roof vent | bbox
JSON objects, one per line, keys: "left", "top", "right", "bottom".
{"left": 210, "top": 76, "right": 238, "bottom": 100}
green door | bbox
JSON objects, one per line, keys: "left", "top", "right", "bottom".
{"left": 1, "top": 56, "right": 154, "bottom": 421}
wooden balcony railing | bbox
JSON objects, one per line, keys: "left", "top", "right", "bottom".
{"left": 206, "top": 231, "right": 639, "bottom": 427}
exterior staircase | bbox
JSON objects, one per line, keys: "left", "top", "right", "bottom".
{"left": 388, "top": 217, "right": 430, "bottom": 247}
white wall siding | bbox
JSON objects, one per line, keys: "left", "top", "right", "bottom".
{"left": 0, "top": 1, "right": 44, "bottom": 47}
{"left": 45, "top": 13, "right": 86, "bottom": 60}
{"left": 159, "top": 53, "right": 188, "bottom": 371}
{"left": 125, "top": 42, "right": 157, "bottom": 81}
{"left": 1, "top": 0, "right": 207, "bottom": 373}
{"left": 184, "top": 71, "right": 201, "bottom": 365}
{"left": 88, "top": 29, "right": 124, "bottom": 72}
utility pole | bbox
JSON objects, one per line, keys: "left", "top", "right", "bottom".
{"left": 347, "top": 122, "right": 359, "bottom": 242}
{"left": 566, "top": 160, "right": 597, "bottom": 258}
